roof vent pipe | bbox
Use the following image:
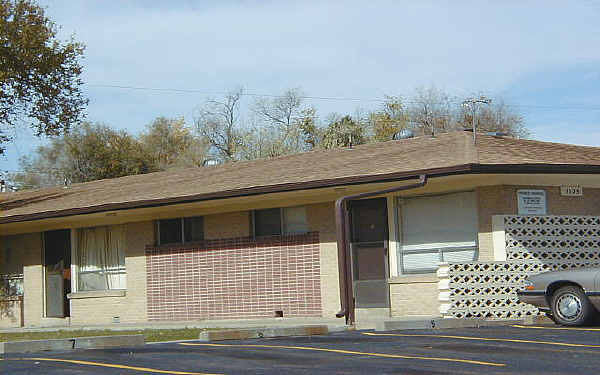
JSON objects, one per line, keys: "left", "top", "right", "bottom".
{"left": 485, "top": 131, "right": 509, "bottom": 137}
{"left": 395, "top": 129, "right": 414, "bottom": 140}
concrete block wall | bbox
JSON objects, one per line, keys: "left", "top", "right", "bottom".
{"left": 389, "top": 276, "right": 440, "bottom": 317}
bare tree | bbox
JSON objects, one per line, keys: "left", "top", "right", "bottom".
{"left": 195, "top": 89, "right": 246, "bottom": 161}
{"left": 457, "top": 99, "right": 529, "bottom": 138}
{"left": 252, "top": 88, "right": 316, "bottom": 156}
{"left": 409, "top": 86, "right": 457, "bottom": 136}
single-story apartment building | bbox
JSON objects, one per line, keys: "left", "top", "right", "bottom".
{"left": 2, "top": 130, "right": 600, "bottom": 328}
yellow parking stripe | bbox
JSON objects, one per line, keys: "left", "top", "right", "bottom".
{"left": 2, "top": 357, "right": 221, "bottom": 375}
{"left": 363, "top": 332, "right": 600, "bottom": 348}
{"left": 512, "top": 324, "right": 600, "bottom": 332}
{"left": 180, "top": 342, "right": 505, "bottom": 367}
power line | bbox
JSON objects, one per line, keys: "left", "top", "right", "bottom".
{"left": 85, "top": 83, "right": 600, "bottom": 112}
{"left": 86, "top": 84, "right": 386, "bottom": 103}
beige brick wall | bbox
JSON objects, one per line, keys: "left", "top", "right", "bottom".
{"left": 390, "top": 279, "right": 440, "bottom": 317}
{"left": 6, "top": 202, "right": 340, "bottom": 325}
{"left": 20, "top": 233, "right": 44, "bottom": 326}
{"left": 306, "top": 202, "right": 340, "bottom": 319}
{"left": 204, "top": 211, "right": 250, "bottom": 239}
{"left": 477, "top": 185, "right": 600, "bottom": 260}
{"left": 69, "top": 221, "right": 152, "bottom": 325}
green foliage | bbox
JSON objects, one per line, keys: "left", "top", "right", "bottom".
{"left": 370, "top": 95, "right": 409, "bottom": 142}
{"left": 63, "top": 122, "right": 155, "bottom": 183}
{"left": 7, "top": 84, "right": 531, "bottom": 190}
{"left": 9, "top": 137, "right": 68, "bottom": 189}
{"left": 10, "top": 118, "right": 207, "bottom": 189}
{"left": 140, "top": 117, "right": 208, "bottom": 169}
{"left": 0, "top": 0, "right": 87, "bottom": 154}
{"left": 298, "top": 107, "right": 319, "bottom": 149}
{"left": 321, "top": 115, "right": 366, "bottom": 149}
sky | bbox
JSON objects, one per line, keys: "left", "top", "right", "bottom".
{"left": 1, "top": 0, "right": 600, "bottom": 172}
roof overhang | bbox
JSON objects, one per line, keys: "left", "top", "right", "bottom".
{"left": 2, "top": 163, "right": 600, "bottom": 225}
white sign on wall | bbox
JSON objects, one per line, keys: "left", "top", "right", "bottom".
{"left": 560, "top": 185, "right": 583, "bottom": 197}
{"left": 517, "top": 189, "right": 547, "bottom": 215}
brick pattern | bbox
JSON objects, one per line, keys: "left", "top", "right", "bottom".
{"left": 145, "top": 232, "right": 322, "bottom": 321}
{"left": 390, "top": 282, "right": 440, "bottom": 317}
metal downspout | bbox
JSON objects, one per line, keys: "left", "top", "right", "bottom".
{"left": 334, "top": 174, "right": 428, "bottom": 324}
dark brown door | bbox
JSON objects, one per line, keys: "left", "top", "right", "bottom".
{"left": 44, "top": 230, "right": 71, "bottom": 317}
{"left": 350, "top": 198, "right": 389, "bottom": 308}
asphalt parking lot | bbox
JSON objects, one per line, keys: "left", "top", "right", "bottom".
{"left": 2, "top": 324, "right": 600, "bottom": 374}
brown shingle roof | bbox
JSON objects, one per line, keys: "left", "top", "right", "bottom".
{"left": 2, "top": 131, "right": 600, "bottom": 224}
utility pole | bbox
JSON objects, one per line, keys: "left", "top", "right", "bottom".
{"left": 462, "top": 96, "right": 491, "bottom": 143}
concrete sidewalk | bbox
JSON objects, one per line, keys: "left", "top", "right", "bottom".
{"left": 1, "top": 315, "right": 549, "bottom": 335}
{"left": 0, "top": 317, "right": 350, "bottom": 334}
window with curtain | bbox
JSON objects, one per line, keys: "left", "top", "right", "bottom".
{"left": 0, "top": 236, "right": 24, "bottom": 296}
{"left": 397, "top": 192, "right": 478, "bottom": 274}
{"left": 76, "top": 225, "right": 126, "bottom": 291}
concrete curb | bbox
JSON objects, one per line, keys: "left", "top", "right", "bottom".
{"left": 0, "top": 334, "right": 145, "bottom": 354}
{"left": 375, "top": 318, "right": 524, "bottom": 331}
{"left": 198, "top": 325, "right": 329, "bottom": 341}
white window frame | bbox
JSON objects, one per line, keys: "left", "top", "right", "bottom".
{"left": 74, "top": 225, "right": 127, "bottom": 292}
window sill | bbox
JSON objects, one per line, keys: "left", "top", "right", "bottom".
{"left": 0, "top": 295, "right": 23, "bottom": 302}
{"left": 388, "top": 274, "right": 438, "bottom": 284}
{"left": 67, "top": 290, "right": 126, "bottom": 299}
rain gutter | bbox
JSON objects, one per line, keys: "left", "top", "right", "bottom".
{"left": 334, "top": 174, "right": 428, "bottom": 325}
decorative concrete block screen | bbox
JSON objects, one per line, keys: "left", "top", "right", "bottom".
{"left": 146, "top": 232, "right": 322, "bottom": 321}
{"left": 505, "top": 216, "right": 600, "bottom": 267}
{"left": 439, "top": 215, "right": 600, "bottom": 319}
{"left": 438, "top": 262, "right": 539, "bottom": 319}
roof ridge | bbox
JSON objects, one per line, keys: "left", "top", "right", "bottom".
{"left": 476, "top": 133, "right": 600, "bottom": 150}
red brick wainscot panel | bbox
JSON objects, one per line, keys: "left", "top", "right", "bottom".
{"left": 145, "top": 232, "right": 322, "bottom": 321}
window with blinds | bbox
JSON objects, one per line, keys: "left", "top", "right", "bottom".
{"left": 397, "top": 192, "right": 478, "bottom": 274}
